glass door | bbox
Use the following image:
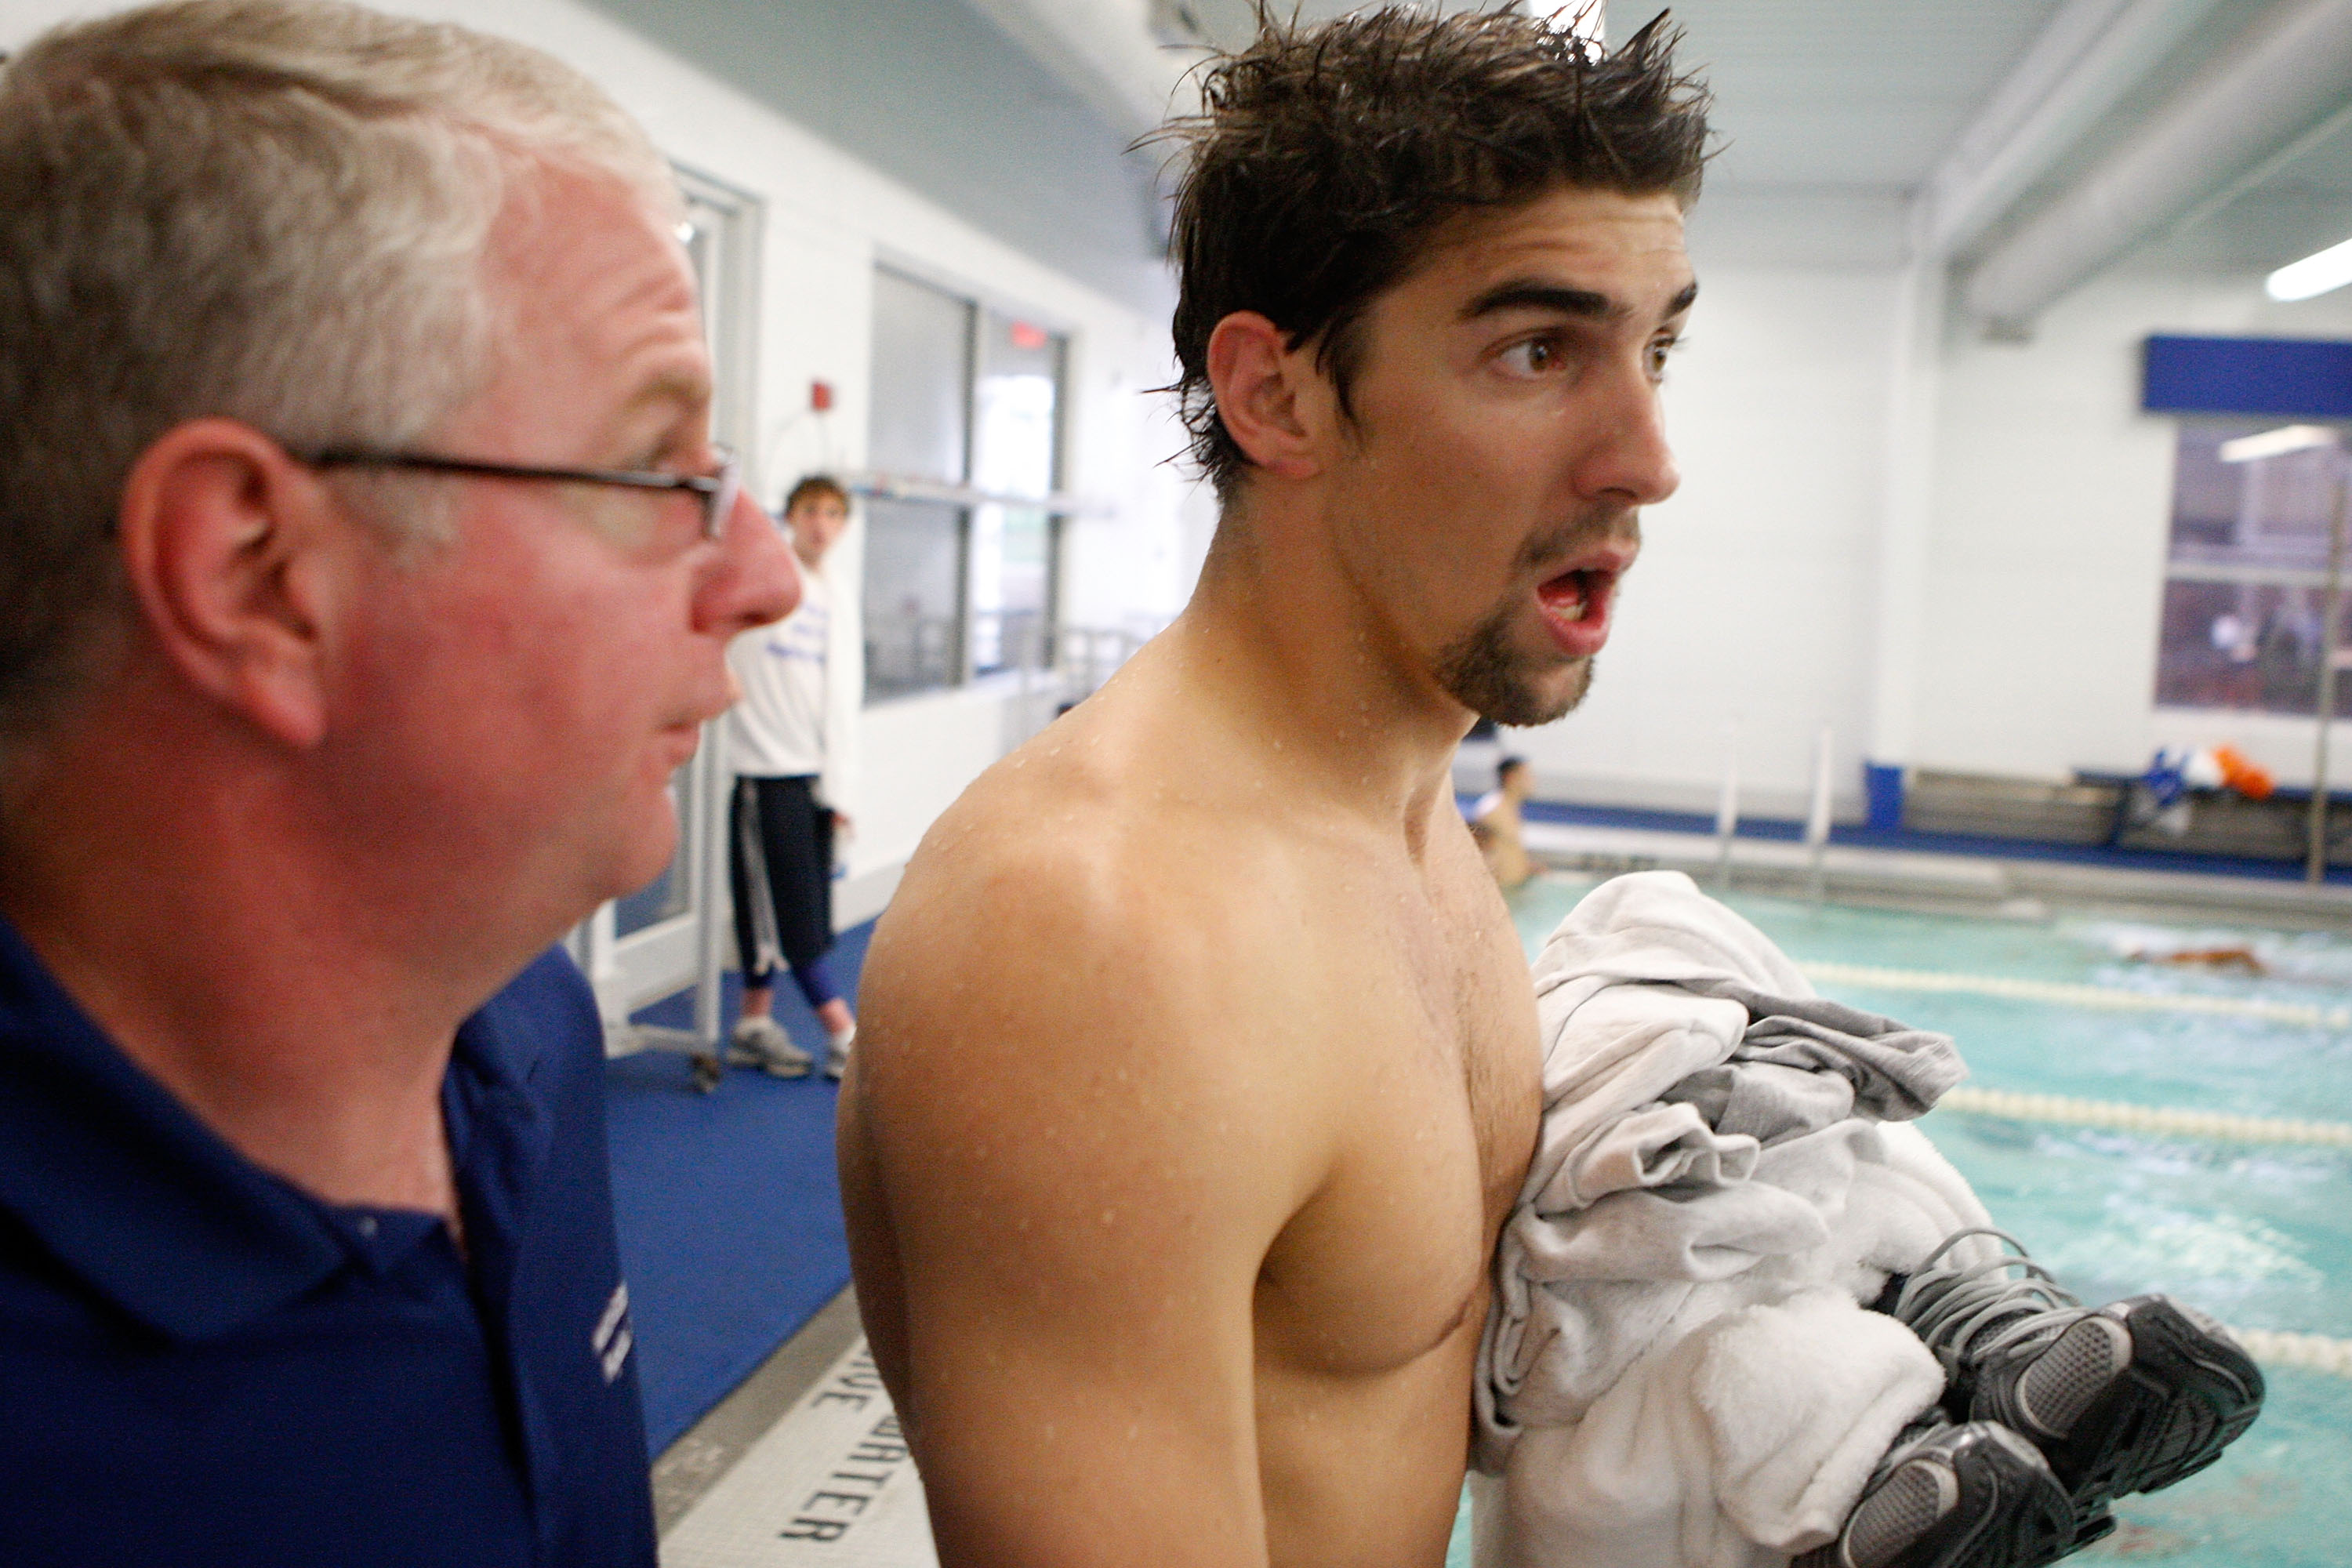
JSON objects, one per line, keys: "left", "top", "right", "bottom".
{"left": 574, "top": 169, "right": 761, "bottom": 1051}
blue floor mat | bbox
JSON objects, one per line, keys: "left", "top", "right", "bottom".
{"left": 604, "top": 920, "right": 873, "bottom": 1454}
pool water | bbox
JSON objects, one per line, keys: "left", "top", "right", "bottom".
{"left": 1448, "top": 872, "right": 2352, "bottom": 1568}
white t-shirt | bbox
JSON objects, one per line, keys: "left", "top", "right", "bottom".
{"left": 727, "top": 569, "right": 830, "bottom": 780}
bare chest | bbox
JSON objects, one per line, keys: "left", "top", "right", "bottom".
{"left": 1253, "top": 857, "right": 1541, "bottom": 1378}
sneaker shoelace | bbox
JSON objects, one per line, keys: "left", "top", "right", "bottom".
{"left": 1891, "top": 1228, "right": 2090, "bottom": 1381}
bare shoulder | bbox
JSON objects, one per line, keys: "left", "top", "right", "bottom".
{"left": 842, "top": 713, "right": 1332, "bottom": 1417}
{"left": 856, "top": 723, "right": 1309, "bottom": 1160}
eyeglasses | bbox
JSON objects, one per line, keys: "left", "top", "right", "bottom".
{"left": 296, "top": 445, "right": 741, "bottom": 542}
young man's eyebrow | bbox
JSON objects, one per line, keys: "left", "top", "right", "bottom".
{"left": 1461, "top": 281, "right": 1617, "bottom": 322}
{"left": 1459, "top": 277, "right": 1700, "bottom": 325}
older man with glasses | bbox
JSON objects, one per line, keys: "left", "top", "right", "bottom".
{"left": 0, "top": 3, "right": 795, "bottom": 1565}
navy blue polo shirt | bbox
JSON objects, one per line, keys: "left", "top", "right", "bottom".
{"left": 0, "top": 915, "right": 658, "bottom": 1567}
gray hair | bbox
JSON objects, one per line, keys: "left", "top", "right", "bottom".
{"left": 0, "top": 0, "right": 681, "bottom": 748}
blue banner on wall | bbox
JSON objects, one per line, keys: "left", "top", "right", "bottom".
{"left": 2143, "top": 334, "right": 2352, "bottom": 419}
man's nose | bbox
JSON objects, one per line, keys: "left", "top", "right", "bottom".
{"left": 698, "top": 487, "right": 800, "bottom": 634}
{"left": 1573, "top": 366, "right": 1679, "bottom": 508}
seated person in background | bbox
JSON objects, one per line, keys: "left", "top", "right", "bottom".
{"left": 1474, "top": 754, "right": 1539, "bottom": 891}
{"left": 0, "top": 4, "right": 795, "bottom": 1563}
{"left": 1476, "top": 871, "right": 2264, "bottom": 1568}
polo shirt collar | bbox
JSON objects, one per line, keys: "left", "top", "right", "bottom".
{"left": 0, "top": 914, "right": 546, "bottom": 1343}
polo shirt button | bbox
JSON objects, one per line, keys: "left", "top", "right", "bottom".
{"left": 358, "top": 1215, "right": 378, "bottom": 1237}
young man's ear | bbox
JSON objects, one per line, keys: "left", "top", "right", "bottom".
{"left": 1205, "top": 311, "right": 1335, "bottom": 481}
{"left": 112, "top": 419, "right": 351, "bottom": 750}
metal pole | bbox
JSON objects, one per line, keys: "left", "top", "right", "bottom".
{"left": 694, "top": 716, "right": 731, "bottom": 1047}
{"left": 1806, "top": 727, "right": 1835, "bottom": 904}
{"left": 1714, "top": 721, "right": 1740, "bottom": 892}
{"left": 2309, "top": 453, "right": 2348, "bottom": 884}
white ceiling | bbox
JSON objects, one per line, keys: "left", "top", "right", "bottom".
{"left": 1149, "top": 2, "right": 2078, "bottom": 191}
{"left": 1657, "top": 1, "right": 2075, "bottom": 191}
{"left": 1129, "top": 2, "right": 2352, "bottom": 296}
{"left": 575, "top": 0, "right": 2352, "bottom": 314}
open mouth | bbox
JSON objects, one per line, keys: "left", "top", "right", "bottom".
{"left": 1535, "top": 566, "right": 1619, "bottom": 655}
{"left": 1538, "top": 568, "right": 1607, "bottom": 623}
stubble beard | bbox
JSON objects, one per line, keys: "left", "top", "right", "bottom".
{"left": 1435, "top": 600, "right": 1595, "bottom": 728}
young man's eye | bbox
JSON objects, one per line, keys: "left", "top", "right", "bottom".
{"left": 1501, "top": 337, "right": 1561, "bottom": 375}
{"left": 1646, "top": 336, "right": 1682, "bottom": 378}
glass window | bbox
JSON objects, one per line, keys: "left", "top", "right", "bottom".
{"left": 972, "top": 309, "right": 1062, "bottom": 498}
{"left": 971, "top": 504, "right": 1054, "bottom": 677}
{"left": 862, "top": 275, "right": 1068, "bottom": 700}
{"left": 2155, "top": 577, "right": 2352, "bottom": 717}
{"left": 862, "top": 498, "right": 965, "bottom": 700}
{"left": 869, "top": 269, "right": 972, "bottom": 482}
{"left": 969, "top": 310, "right": 1064, "bottom": 677}
{"left": 2154, "top": 420, "right": 2352, "bottom": 719}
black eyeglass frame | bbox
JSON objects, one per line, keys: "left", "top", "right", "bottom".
{"left": 297, "top": 445, "right": 741, "bottom": 542}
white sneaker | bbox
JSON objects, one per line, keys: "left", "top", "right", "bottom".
{"left": 728, "top": 1015, "right": 812, "bottom": 1079}
{"left": 824, "top": 1024, "right": 855, "bottom": 1081}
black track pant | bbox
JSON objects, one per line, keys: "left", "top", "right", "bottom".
{"left": 728, "top": 775, "right": 838, "bottom": 1009}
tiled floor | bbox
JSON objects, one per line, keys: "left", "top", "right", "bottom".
{"left": 660, "top": 1303, "right": 937, "bottom": 1566}
{"left": 658, "top": 1293, "right": 1482, "bottom": 1567}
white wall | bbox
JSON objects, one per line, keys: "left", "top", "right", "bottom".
{"left": 0, "top": 0, "right": 1200, "bottom": 895}
{"left": 1498, "top": 203, "right": 2352, "bottom": 818}
{"left": 1497, "top": 261, "right": 1911, "bottom": 819}
{"left": 1916, "top": 266, "right": 2352, "bottom": 791}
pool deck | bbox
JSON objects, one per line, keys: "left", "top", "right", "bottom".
{"left": 1506, "top": 800, "right": 2352, "bottom": 930}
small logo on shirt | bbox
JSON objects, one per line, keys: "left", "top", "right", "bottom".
{"left": 593, "top": 1281, "right": 633, "bottom": 1385}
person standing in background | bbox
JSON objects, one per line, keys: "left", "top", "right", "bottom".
{"left": 727, "top": 476, "right": 859, "bottom": 1080}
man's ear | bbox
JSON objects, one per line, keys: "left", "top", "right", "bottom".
{"left": 1205, "top": 311, "right": 1334, "bottom": 481}
{"left": 113, "top": 419, "right": 351, "bottom": 750}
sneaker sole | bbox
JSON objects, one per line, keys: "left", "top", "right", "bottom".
{"left": 1809, "top": 1424, "right": 2086, "bottom": 1568}
{"left": 1939, "top": 1427, "right": 2086, "bottom": 1568}
{"left": 2037, "top": 1297, "right": 2264, "bottom": 1509}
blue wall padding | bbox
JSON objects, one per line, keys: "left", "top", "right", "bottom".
{"left": 2143, "top": 334, "right": 2352, "bottom": 419}
{"left": 1864, "top": 763, "right": 1906, "bottom": 833}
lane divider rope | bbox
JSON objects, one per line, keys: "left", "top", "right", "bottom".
{"left": 1933, "top": 1086, "right": 2352, "bottom": 1149}
{"left": 2230, "top": 1329, "right": 2352, "bottom": 1379}
{"left": 1799, "top": 960, "right": 2352, "bottom": 1032}
{"left": 1790, "top": 960, "right": 2352, "bottom": 1375}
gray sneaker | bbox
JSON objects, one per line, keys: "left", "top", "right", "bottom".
{"left": 1797, "top": 1420, "right": 2087, "bottom": 1568}
{"left": 1889, "top": 1230, "right": 2263, "bottom": 1515}
{"left": 728, "top": 1015, "right": 812, "bottom": 1079}
{"left": 823, "top": 1025, "right": 855, "bottom": 1082}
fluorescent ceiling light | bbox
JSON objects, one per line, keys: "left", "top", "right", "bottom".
{"left": 1536, "top": 2, "right": 1603, "bottom": 45}
{"left": 2266, "top": 234, "right": 2352, "bottom": 302}
{"left": 2218, "top": 423, "right": 2337, "bottom": 463}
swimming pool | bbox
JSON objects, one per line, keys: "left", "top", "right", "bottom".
{"left": 1450, "top": 873, "right": 2352, "bottom": 1568}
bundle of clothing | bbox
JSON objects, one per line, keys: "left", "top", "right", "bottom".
{"left": 1472, "top": 872, "right": 1992, "bottom": 1567}
{"left": 1471, "top": 871, "right": 2263, "bottom": 1568}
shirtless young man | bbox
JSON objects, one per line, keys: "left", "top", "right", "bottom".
{"left": 839, "top": 10, "right": 1708, "bottom": 1565}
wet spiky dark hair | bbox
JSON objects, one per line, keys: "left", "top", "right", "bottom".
{"left": 1160, "top": 6, "right": 1711, "bottom": 500}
